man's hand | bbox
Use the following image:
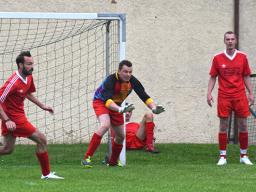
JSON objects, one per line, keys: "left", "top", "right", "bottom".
{"left": 207, "top": 94, "right": 214, "bottom": 107}
{"left": 248, "top": 94, "right": 254, "bottom": 106}
{"left": 41, "top": 105, "right": 54, "bottom": 114}
{"left": 119, "top": 103, "right": 135, "bottom": 113}
{"left": 5, "top": 120, "right": 16, "bottom": 131}
{"left": 152, "top": 105, "right": 165, "bottom": 114}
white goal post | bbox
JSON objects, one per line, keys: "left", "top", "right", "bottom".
{"left": 0, "top": 12, "right": 126, "bottom": 165}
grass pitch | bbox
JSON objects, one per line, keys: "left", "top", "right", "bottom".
{"left": 0, "top": 144, "right": 256, "bottom": 192}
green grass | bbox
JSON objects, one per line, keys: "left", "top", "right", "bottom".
{"left": 1, "top": 144, "right": 256, "bottom": 192}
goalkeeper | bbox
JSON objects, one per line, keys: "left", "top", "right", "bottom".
{"left": 81, "top": 60, "right": 164, "bottom": 167}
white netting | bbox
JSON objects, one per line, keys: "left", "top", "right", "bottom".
{"left": 0, "top": 17, "right": 120, "bottom": 144}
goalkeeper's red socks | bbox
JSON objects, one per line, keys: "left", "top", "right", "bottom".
{"left": 36, "top": 151, "right": 50, "bottom": 176}
{"left": 218, "top": 132, "right": 227, "bottom": 158}
{"left": 84, "top": 133, "right": 102, "bottom": 159}
{"left": 145, "top": 122, "right": 155, "bottom": 151}
{"left": 239, "top": 132, "right": 248, "bottom": 157}
{"left": 108, "top": 142, "right": 123, "bottom": 166}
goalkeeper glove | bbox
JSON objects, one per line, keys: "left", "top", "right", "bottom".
{"left": 119, "top": 103, "right": 135, "bottom": 113}
{"left": 152, "top": 105, "right": 165, "bottom": 114}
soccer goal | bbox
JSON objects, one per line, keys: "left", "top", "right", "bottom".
{"left": 0, "top": 12, "right": 126, "bottom": 164}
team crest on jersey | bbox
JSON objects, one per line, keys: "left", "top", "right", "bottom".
{"left": 18, "top": 89, "right": 24, "bottom": 93}
{"left": 221, "top": 64, "right": 226, "bottom": 68}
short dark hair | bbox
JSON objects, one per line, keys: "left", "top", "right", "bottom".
{"left": 16, "top": 51, "right": 32, "bottom": 68}
{"left": 224, "top": 31, "right": 236, "bottom": 40}
{"left": 118, "top": 60, "right": 132, "bottom": 70}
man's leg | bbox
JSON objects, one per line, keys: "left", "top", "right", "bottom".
{"left": 237, "top": 117, "right": 248, "bottom": 157}
{"left": 108, "top": 124, "right": 124, "bottom": 166}
{"left": 0, "top": 134, "right": 16, "bottom": 155}
{"left": 29, "top": 130, "right": 64, "bottom": 179}
{"left": 216, "top": 97, "right": 231, "bottom": 165}
{"left": 136, "top": 113, "right": 158, "bottom": 153}
{"left": 217, "top": 117, "right": 228, "bottom": 165}
{"left": 83, "top": 114, "right": 111, "bottom": 160}
{"left": 234, "top": 95, "right": 252, "bottom": 165}
{"left": 135, "top": 119, "right": 146, "bottom": 141}
{"left": 237, "top": 117, "right": 252, "bottom": 165}
{"left": 29, "top": 130, "right": 50, "bottom": 176}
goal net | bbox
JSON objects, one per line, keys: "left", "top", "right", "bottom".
{"left": 0, "top": 12, "right": 126, "bottom": 163}
{"left": 248, "top": 74, "right": 256, "bottom": 144}
{"left": 228, "top": 74, "right": 256, "bottom": 145}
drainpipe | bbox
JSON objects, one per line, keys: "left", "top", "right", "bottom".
{"left": 228, "top": 0, "right": 240, "bottom": 144}
{"left": 234, "top": 0, "right": 239, "bottom": 49}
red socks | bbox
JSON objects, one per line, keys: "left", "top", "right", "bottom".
{"left": 218, "top": 132, "right": 227, "bottom": 157}
{"left": 84, "top": 133, "right": 102, "bottom": 159}
{"left": 109, "top": 142, "right": 123, "bottom": 165}
{"left": 239, "top": 132, "right": 248, "bottom": 157}
{"left": 218, "top": 132, "right": 227, "bottom": 150}
{"left": 145, "top": 122, "right": 155, "bottom": 150}
{"left": 239, "top": 132, "right": 248, "bottom": 150}
{"left": 218, "top": 132, "right": 249, "bottom": 158}
{"left": 36, "top": 151, "right": 50, "bottom": 176}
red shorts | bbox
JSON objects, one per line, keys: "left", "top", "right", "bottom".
{"left": 93, "top": 99, "right": 124, "bottom": 126}
{"left": 217, "top": 95, "right": 250, "bottom": 118}
{"left": 126, "top": 122, "right": 145, "bottom": 149}
{"left": 110, "top": 123, "right": 145, "bottom": 149}
{"left": 1, "top": 120, "right": 36, "bottom": 137}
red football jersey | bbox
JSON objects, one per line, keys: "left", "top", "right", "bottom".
{"left": 209, "top": 50, "right": 251, "bottom": 99}
{"left": 0, "top": 71, "right": 36, "bottom": 123}
{"left": 126, "top": 122, "right": 145, "bottom": 149}
{"left": 126, "top": 122, "right": 140, "bottom": 134}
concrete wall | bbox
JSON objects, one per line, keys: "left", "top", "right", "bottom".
{"left": 1, "top": 0, "right": 251, "bottom": 143}
{"left": 240, "top": 0, "right": 256, "bottom": 72}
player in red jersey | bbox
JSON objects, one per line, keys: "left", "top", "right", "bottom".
{"left": 81, "top": 60, "right": 165, "bottom": 167}
{"left": 207, "top": 31, "right": 254, "bottom": 166}
{"left": 109, "top": 108, "right": 159, "bottom": 154}
{"left": 125, "top": 109, "right": 159, "bottom": 153}
{"left": 0, "top": 51, "right": 63, "bottom": 179}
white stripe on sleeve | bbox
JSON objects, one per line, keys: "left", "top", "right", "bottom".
{"left": 0, "top": 75, "right": 19, "bottom": 103}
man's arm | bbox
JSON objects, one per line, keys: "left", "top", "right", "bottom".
{"left": 131, "top": 76, "right": 165, "bottom": 114}
{"left": 207, "top": 76, "right": 217, "bottom": 107}
{"left": 244, "top": 75, "right": 254, "bottom": 105}
{"left": 26, "top": 93, "right": 54, "bottom": 113}
{"left": 107, "top": 101, "right": 120, "bottom": 112}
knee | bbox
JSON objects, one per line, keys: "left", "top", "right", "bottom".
{"left": 219, "top": 126, "right": 228, "bottom": 133}
{"left": 38, "top": 134, "right": 47, "bottom": 146}
{"left": 97, "top": 124, "right": 111, "bottom": 136}
{"left": 238, "top": 122, "right": 247, "bottom": 132}
{"left": 144, "top": 113, "right": 153, "bottom": 122}
{"left": 219, "top": 118, "right": 229, "bottom": 132}
{"left": 237, "top": 119, "right": 247, "bottom": 132}
{"left": 42, "top": 136, "right": 47, "bottom": 145}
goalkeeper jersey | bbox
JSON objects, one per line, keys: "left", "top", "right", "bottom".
{"left": 93, "top": 72, "right": 153, "bottom": 107}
